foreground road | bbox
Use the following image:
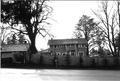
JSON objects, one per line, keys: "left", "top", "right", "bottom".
{"left": 0, "top": 68, "right": 120, "bottom": 81}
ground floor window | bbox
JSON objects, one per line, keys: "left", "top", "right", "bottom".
{"left": 71, "top": 51, "right": 75, "bottom": 56}
{"left": 78, "top": 51, "right": 84, "bottom": 56}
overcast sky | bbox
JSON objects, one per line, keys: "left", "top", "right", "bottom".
{"left": 36, "top": 1, "right": 101, "bottom": 50}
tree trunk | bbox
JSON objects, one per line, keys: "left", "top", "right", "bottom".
{"left": 118, "top": 34, "right": 120, "bottom": 56}
{"left": 29, "top": 38, "right": 37, "bottom": 54}
{"left": 85, "top": 34, "right": 89, "bottom": 56}
{"left": 118, "top": 2, "right": 120, "bottom": 56}
{"left": 86, "top": 45, "right": 89, "bottom": 56}
{"left": 28, "top": 34, "right": 37, "bottom": 63}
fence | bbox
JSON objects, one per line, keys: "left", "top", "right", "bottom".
{"left": 31, "top": 53, "right": 120, "bottom": 68}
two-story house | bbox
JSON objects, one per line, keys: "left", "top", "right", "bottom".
{"left": 48, "top": 38, "right": 88, "bottom": 56}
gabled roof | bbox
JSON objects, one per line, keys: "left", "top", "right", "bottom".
{"left": 1, "top": 44, "right": 29, "bottom": 52}
{"left": 48, "top": 38, "right": 87, "bottom": 45}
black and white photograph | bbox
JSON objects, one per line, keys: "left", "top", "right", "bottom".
{"left": 0, "top": 0, "right": 120, "bottom": 81}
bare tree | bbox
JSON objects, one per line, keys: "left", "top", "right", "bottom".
{"left": 74, "top": 15, "right": 100, "bottom": 56}
{"left": 92, "top": 1, "right": 119, "bottom": 56}
{"left": 1, "top": 0, "right": 53, "bottom": 62}
{"left": 89, "top": 26, "right": 106, "bottom": 56}
{"left": 117, "top": 1, "right": 120, "bottom": 55}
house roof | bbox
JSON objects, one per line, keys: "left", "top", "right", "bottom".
{"left": 48, "top": 38, "right": 87, "bottom": 45}
{"left": 1, "top": 44, "right": 29, "bottom": 52}
{"left": 40, "top": 48, "right": 50, "bottom": 53}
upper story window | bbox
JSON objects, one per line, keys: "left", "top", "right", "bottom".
{"left": 67, "top": 44, "right": 70, "bottom": 47}
{"left": 78, "top": 44, "right": 86, "bottom": 48}
{"left": 54, "top": 45, "right": 56, "bottom": 48}
{"left": 82, "top": 44, "right": 86, "bottom": 47}
{"left": 61, "top": 45, "right": 65, "bottom": 48}
{"left": 82, "top": 44, "right": 84, "bottom": 47}
{"left": 70, "top": 44, "right": 74, "bottom": 47}
{"left": 78, "top": 44, "right": 82, "bottom": 47}
{"left": 50, "top": 45, "right": 53, "bottom": 48}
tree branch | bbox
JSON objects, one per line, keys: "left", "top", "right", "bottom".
{"left": 11, "top": 26, "right": 28, "bottom": 35}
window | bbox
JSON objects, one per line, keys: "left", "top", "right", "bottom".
{"left": 82, "top": 44, "right": 86, "bottom": 47}
{"left": 78, "top": 44, "right": 82, "bottom": 47}
{"left": 54, "top": 45, "right": 56, "bottom": 48}
{"left": 56, "top": 52, "right": 61, "bottom": 55}
{"left": 70, "top": 44, "right": 72, "bottom": 47}
{"left": 63, "top": 45, "right": 65, "bottom": 47}
{"left": 62, "top": 53, "right": 66, "bottom": 56}
{"left": 70, "top": 50, "right": 75, "bottom": 56}
{"left": 78, "top": 52, "right": 84, "bottom": 56}
{"left": 61, "top": 53, "right": 65, "bottom": 56}
{"left": 84, "top": 45, "right": 86, "bottom": 48}
{"left": 50, "top": 45, "right": 53, "bottom": 48}
{"left": 71, "top": 52, "right": 75, "bottom": 56}
{"left": 82, "top": 44, "right": 85, "bottom": 47}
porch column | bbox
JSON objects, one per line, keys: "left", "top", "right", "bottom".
{"left": 75, "top": 44, "right": 78, "bottom": 56}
